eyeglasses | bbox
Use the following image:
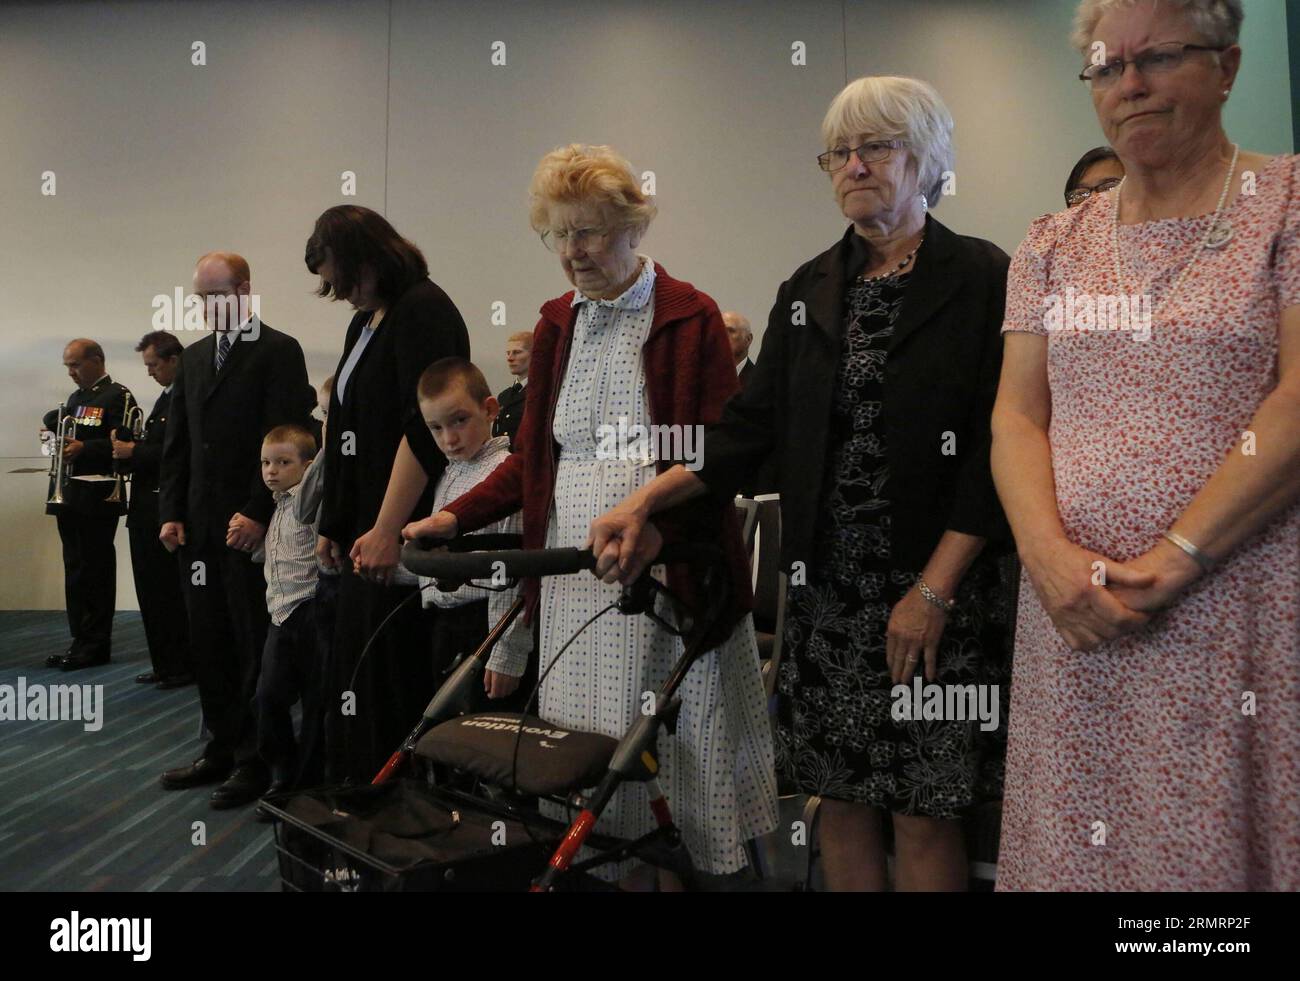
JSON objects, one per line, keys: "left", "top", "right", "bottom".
{"left": 1065, "top": 177, "right": 1123, "bottom": 207}
{"left": 540, "top": 226, "right": 613, "bottom": 253}
{"left": 1078, "top": 41, "right": 1227, "bottom": 89}
{"left": 817, "top": 139, "right": 906, "bottom": 173}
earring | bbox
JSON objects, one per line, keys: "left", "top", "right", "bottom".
{"left": 919, "top": 191, "right": 929, "bottom": 210}
{"left": 1223, "top": 89, "right": 1231, "bottom": 98}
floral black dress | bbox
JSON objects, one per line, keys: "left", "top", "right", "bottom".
{"left": 773, "top": 271, "right": 1011, "bottom": 818}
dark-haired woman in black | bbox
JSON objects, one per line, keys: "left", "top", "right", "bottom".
{"left": 306, "top": 204, "right": 469, "bottom": 782}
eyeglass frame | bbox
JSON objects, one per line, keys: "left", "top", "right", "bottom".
{"left": 1065, "top": 176, "right": 1123, "bottom": 207}
{"left": 817, "top": 139, "right": 907, "bottom": 173}
{"left": 1078, "top": 41, "right": 1228, "bottom": 88}
{"left": 539, "top": 225, "right": 619, "bottom": 254}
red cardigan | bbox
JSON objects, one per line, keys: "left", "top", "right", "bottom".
{"left": 442, "top": 263, "right": 753, "bottom": 645}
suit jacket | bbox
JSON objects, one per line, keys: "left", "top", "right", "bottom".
{"left": 737, "top": 358, "right": 755, "bottom": 388}
{"left": 441, "top": 264, "right": 753, "bottom": 648}
{"left": 696, "top": 216, "right": 1011, "bottom": 575}
{"left": 160, "top": 320, "right": 312, "bottom": 550}
{"left": 121, "top": 387, "right": 172, "bottom": 530}
{"left": 44, "top": 375, "right": 131, "bottom": 517}
{"left": 318, "top": 278, "right": 469, "bottom": 552}
{"left": 492, "top": 380, "right": 527, "bottom": 448}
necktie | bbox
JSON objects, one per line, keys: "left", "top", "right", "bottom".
{"left": 215, "top": 332, "right": 232, "bottom": 372}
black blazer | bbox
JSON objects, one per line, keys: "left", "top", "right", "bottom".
{"left": 43, "top": 375, "right": 131, "bottom": 518}
{"left": 318, "top": 278, "right": 469, "bottom": 552}
{"left": 737, "top": 358, "right": 755, "bottom": 388}
{"left": 696, "top": 216, "right": 1011, "bottom": 575}
{"left": 160, "top": 321, "right": 313, "bottom": 549}
{"left": 122, "top": 387, "right": 172, "bottom": 529}
{"left": 492, "top": 379, "right": 526, "bottom": 448}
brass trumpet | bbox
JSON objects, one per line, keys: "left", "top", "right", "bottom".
{"left": 45, "top": 402, "right": 77, "bottom": 506}
{"left": 106, "top": 393, "right": 145, "bottom": 504}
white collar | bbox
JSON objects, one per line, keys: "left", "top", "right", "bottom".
{"left": 570, "top": 255, "right": 656, "bottom": 310}
{"left": 449, "top": 435, "right": 510, "bottom": 467}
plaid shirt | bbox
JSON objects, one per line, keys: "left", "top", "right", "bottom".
{"left": 418, "top": 435, "right": 531, "bottom": 676}
{"left": 261, "top": 482, "right": 319, "bottom": 625}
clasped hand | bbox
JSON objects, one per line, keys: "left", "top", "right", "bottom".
{"left": 1025, "top": 538, "right": 1203, "bottom": 651}
{"left": 226, "top": 513, "right": 266, "bottom": 553}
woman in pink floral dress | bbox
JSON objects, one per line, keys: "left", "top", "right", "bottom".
{"left": 992, "top": 0, "right": 1299, "bottom": 890}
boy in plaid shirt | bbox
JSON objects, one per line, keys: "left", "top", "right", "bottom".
{"left": 407, "top": 358, "right": 532, "bottom": 709}
{"left": 252, "top": 424, "right": 322, "bottom": 797}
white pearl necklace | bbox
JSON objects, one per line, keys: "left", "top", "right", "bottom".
{"left": 1111, "top": 142, "right": 1239, "bottom": 310}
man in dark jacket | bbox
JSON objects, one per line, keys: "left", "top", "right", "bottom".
{"left": 41, "top": 339, "right": 131, "bottom": 670}
{"left": 491, "top": 331, "right": 531, "bottom": 450}
{"left": 158, "top": 252, "right": 313, "bottom": 808}
{"left": 113, "top": 330, "right": 193, "bottom": 689}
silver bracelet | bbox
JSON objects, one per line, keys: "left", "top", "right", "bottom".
{"left": 1163, "top": 530, "right": 1214, "bottom": 571}
{"left": 917, "top": 578, "right": 956, "bottom": 614}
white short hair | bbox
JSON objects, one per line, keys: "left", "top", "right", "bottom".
{"left": 820, "top": 76, "right": 954, "bottom": 206}
{"left": 1071, "top": 0, "right": 1243, "bottom": 54}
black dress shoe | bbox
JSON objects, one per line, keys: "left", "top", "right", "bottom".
{"left": 160, "top": 756, "right": 232, "bottom": 790}
{"left": 155, "top": 673, "right": 195, "bottom": 690}
{"left": 135, "top": 671, "right": 159, "bottom": 684}
{"left": 210, "top": 764, "right": 271, "bottom": 810}
{"left": 45, "top": 648, "right": 74, "bottom": 668}
{"left": 254, "top": 780, "right": 294, "bottom": 823}
{"left": 60, "top": 650, "right": 110, "bottom": 671}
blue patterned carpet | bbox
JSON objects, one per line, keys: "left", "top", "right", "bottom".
{"left": 0, "top": 611, "right": 824, "bottom": 892}
{"left": 0, "top": 612, "right": 279, "bottom": 892}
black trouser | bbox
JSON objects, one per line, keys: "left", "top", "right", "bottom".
{"left": 179, "top": 541, "right": 268, "bottom": 766}
{"left": 55, "top": 510, "right": 119, "bottom": 658}
{"left": 254, "top": 597, "right": 322, "bottom": 788}
{"left": 430, "top": 599, "right": 535, "bottom": 715}
{"left": 127, "top": 507, "right": 190, "bottom": 679}
{"left": 323, "top": 570, "right": 434, "bottom": 785}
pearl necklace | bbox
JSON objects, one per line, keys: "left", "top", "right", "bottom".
{"left": 859, "top": 233, "right": 924, "bottom": 282}
{"left": 1111, "top": 143, "right": 1239, "bottom": 309}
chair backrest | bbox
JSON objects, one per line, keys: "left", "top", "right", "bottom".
{"left": 751, "top": 495, "right": 782, "bottom": 631}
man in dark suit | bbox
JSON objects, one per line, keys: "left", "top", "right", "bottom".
{"left": 723, "top": 311, "right": 755, "bottom": 387}
{"left": 158, "top": 252, "right": 313, "bottom": 808}
{"left": 112, "top": 330, "right": 193, "bottom": 690}
{"left": 41, "top": 340, "right": 131, "bottom": 671}
{"left": 491, "top": 331, "right": 531, "bottom": 449}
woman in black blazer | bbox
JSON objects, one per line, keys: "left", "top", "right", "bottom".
{"left": 306, "top": 205, "right": 469, "bottom": 783}
{"left": 590, "top": 76, "right": 1011, "bottom": 891}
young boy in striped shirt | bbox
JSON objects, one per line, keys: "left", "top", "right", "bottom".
{"left": 252, "top": 423, "right": 321, "bottom": 798}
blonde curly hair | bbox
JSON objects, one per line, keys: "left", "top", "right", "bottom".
{"left": 527, "top": 144, "right": 657, "bottom": 234}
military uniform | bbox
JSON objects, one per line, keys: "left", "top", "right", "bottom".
{"left": 492, "top": 379, "right": 526, "bottom": 450}
{"left": 43, "top": 375, "right": 131, "bottom": 668}
{"left": 119, "top": 387, "right": 191, "bottom": 682}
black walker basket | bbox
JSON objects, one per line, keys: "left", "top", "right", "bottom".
{"left": 263, "top": 779, "right": 556, "bottom": 892}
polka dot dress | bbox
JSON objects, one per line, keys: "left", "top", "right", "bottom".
{"left": 997, "top": 155, "right": 1300, "bottom": 891}
{"left": 537, "top": 257, "right": 779, "bottom": 880}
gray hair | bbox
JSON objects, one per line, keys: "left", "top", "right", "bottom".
{"left": 820, "top": 76, "right": 954, "bottom": 206}
{"left": 1071, "top": 0, "right": 1244, "bottom": 54}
